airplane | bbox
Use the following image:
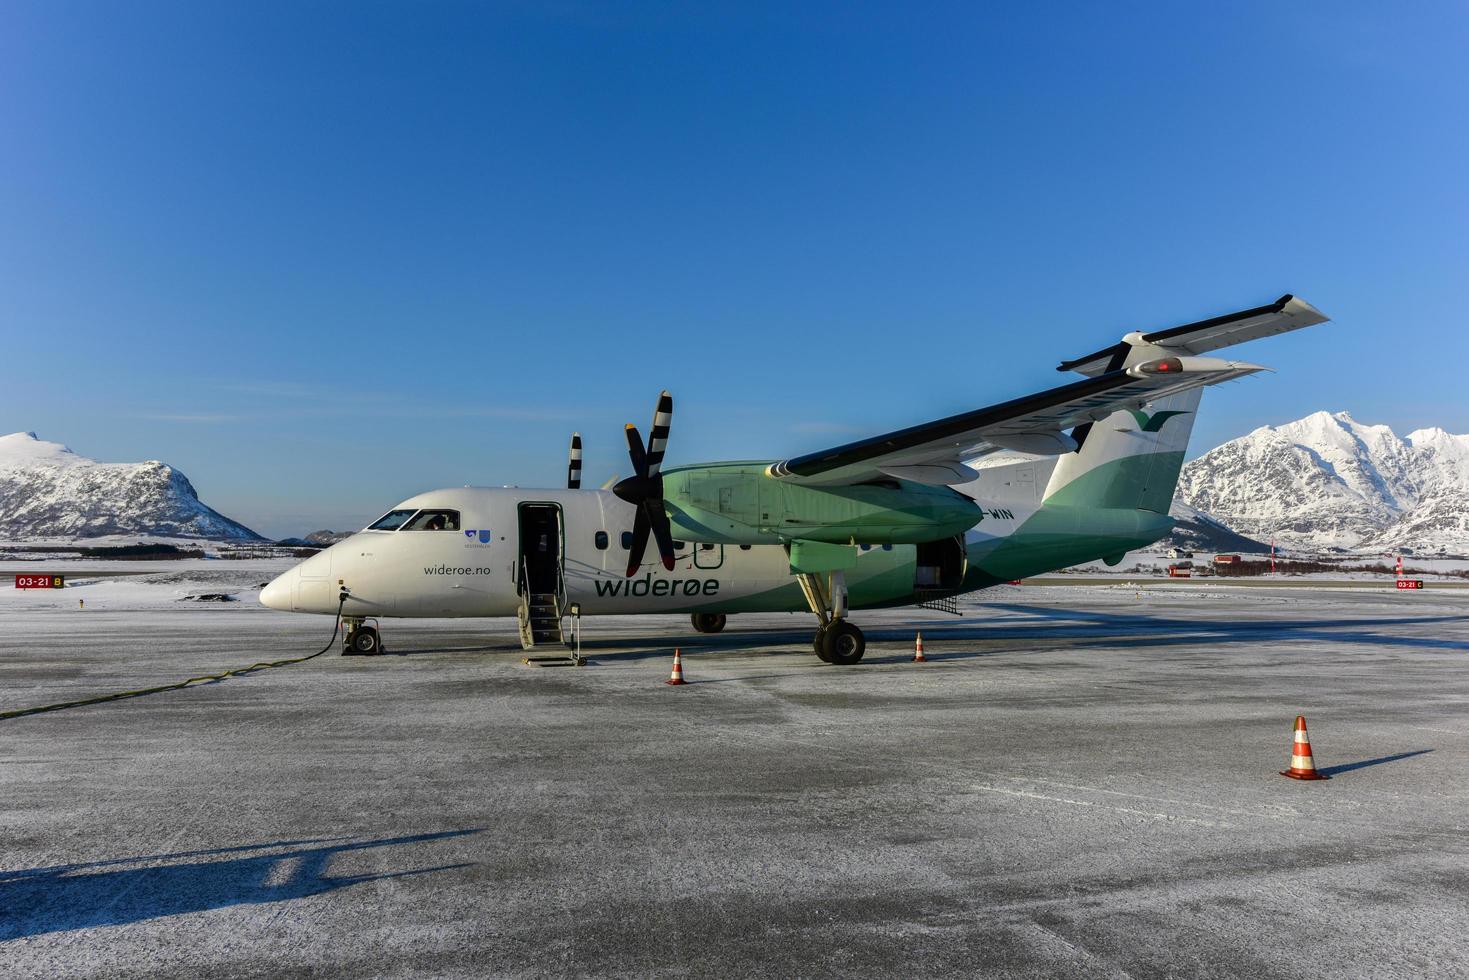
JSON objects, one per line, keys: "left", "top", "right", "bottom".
{"left": 261, "top": 295, "right": 1328, "bottom": 664}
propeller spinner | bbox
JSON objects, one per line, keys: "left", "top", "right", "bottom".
{"left": 612, "top": 391, "right": 676, "bottom": 577}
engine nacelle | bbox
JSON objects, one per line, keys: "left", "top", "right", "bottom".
{"left": 662, "top": 463, "right": 981, "bottom": 546}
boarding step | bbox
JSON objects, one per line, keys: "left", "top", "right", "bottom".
{"left": 518, "top": 592, "right": 568, "bottom": 650}
{"left": 914, "top": 590, "right": 961, "bottom": 616}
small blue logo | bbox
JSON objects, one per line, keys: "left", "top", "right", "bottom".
{"left": 464, "top": 530, "right": 475, "bottom": 539}
{"left": 479, "top": 529, "right": 492, "bottom": 544}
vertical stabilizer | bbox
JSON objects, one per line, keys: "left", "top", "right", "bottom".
{"left": 1043, "top": 345, "right": 1204, "bottom": 513}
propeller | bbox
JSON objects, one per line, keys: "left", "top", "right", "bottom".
{"left": 612, "top": 391, "right": 676, "bottom": 577}
{"left": 567, "top": 433, "right": 582, "bottom": 489}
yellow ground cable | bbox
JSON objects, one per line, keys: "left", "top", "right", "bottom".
{"left": 0, "top": 597, "right": 348, "bottom": 722}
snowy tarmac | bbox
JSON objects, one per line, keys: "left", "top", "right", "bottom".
{"left": 2, "top": 577, "right": 1468, "bottom": 977}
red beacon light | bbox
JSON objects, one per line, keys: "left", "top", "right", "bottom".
{"left": 1138, "top": 357, "right": 1184, "bottom": 374}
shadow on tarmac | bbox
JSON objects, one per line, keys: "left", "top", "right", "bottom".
{"left": 1317, "top": 749, "right": 1433, "bottom": 777}
{"left": 0, "top": 829, "right": 480, "bottom": 941}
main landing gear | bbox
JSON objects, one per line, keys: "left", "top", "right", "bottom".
{"left": 690, "top": 612, "right": 727, "bottom": 634}
{"left": 797, "top": 570, "right": 866, "bottom": 666}
{"left": 342, "top": 617, "right": 383, "bottom": 656}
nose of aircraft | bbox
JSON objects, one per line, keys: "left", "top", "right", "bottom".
{"left": 259, "top": 569, "right": 296, "bottom": 610}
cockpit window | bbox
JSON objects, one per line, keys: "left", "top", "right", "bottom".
{"left": 402, "top": 509, "right": 461, "bottom": 531}
{"left": 368, "top": 509, "right": 419, "bottom": 531}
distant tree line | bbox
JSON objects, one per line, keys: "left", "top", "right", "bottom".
{"left": 1213, "top": 559, "right": 1401, "bottom": 577}
{"left": 77, "top": 543, "right": 205, "bottom": 559}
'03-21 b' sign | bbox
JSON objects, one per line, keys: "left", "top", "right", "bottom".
{"left": 15, "top": 574, "right": 65, "bottom": 589}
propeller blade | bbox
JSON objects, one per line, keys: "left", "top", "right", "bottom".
{"left": 567, "top": 433, "right": 582, "bottom": 490}
{"left": 624, "top": 424, "right": 648, "bottom": 478}
{"left": 648, "top": 503, "right": 677, "bottom": 572}
{"left": 616, "top": 392, "right": 674, "bottom": 575}
{"left": 644, "top": 390, "right": 673, "bottom": 479}
{"left": 625, "top": 506, "right": 651, "bottom": 577}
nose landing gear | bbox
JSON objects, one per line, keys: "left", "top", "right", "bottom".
{"left": 342, "top": 617, "right": 384, "bottom": 656}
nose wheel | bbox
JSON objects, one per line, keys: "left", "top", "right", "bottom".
{"left": 342, "top": 618, "right": 383, "bottom": 656}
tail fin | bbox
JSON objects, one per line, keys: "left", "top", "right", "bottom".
{"left": 1042, "top": 382, "right": 1200, "bottom": 513}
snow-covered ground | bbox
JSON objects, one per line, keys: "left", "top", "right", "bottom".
{"left": 0, "top": 558, "right": 297, "bottom": 613}
{"left": 2, "top": 581, "right": 1466, "bottom": 977}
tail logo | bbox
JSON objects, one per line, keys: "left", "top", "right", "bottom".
{"left": 1127, "top": 409, "right": 1191, "bottom": 433}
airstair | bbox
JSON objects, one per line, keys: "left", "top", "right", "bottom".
{"left": 517, "top": 587, "right": 567, "bottom": 650}
{"left": 514, "top": 555, "right": 564, "bottom": 655}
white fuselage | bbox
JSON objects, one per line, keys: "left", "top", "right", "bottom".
{"left": 260, "top": 486, "right": 930, "bottom": 619}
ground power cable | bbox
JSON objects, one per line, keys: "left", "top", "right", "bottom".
{"left": 0, "top": 594, "right": 349, "bottom": 722}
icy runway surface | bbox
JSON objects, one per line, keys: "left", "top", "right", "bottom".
{"left": 2, "top": 584, "right": 1467, "bottom": 978}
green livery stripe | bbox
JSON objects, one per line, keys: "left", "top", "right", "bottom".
{"left": 694, "top": 548, "right": 919, "bottom": 614}
{"left": 962, "top": 504, "right": 1174, "bottom": 588}
{"left": 1127, "top": 409, "right": 1191, "bottom": 433}
{"left": 1044, "top": 450, "right": 1185, "bottom": 514}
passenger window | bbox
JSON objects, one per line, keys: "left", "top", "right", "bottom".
{"left": 403, "top": 509, "right": 461, "bottom": 531}
{"left": 882, "top": 543, "right": 892, "bottom": 551}
{"left": 621, "top": 531, "right": 633, "bottom": 549}
{"left": 700, "top": 543, "right": 714, "bottom": 551}
{"left": 739, "top": 544, "right": 751, "bottom": 551}
{"left": 368, "top": 509, "right": 418, "bottom": 531}
{"left": 594, "top": 531, "right": 609, "bottom": 550}
{"left": 673, "top": 540, "right": 686, "bottom": 552}
{"left": 860, "top": 544, "right": 871, "bottom": 551}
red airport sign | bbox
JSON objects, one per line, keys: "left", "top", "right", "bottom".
{"left": 1395, "top": 579, "right": 1424, "bottom": 590}
{"left": 15, "top": 574, "right": 65, "bottom": 590}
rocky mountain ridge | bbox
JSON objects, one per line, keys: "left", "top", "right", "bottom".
{"left": 0, "top": 432, "right": 264, "bottom": 541}
{"left": 1175, "top": 411, "right": 1469, "bottom": 554}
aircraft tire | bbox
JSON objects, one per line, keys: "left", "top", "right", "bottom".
{"left": 813, "top": 627, "right": 832, "bottom": 662}
{"left": 821, "top": 621, "right": 865, "bottom": 666}
{"left": 345, "top": 626, "right": 380, "bottom": 656}
{"left": 691, "top": 612, "right": 727, "bottom": 634}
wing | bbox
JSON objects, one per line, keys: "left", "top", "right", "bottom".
{"left": 767, "top": 355, "right": 1263, "bottom": 487}
{"left": 769, "top": 294, "right": 1329, "bottom": 488}
{"left": 1056, "top": 294, "right": 1327, "bottom": 377}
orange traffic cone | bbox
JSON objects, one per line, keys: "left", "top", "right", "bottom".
{"left": 913, "top": 632, "right": 927, "bottom": 663}
{"left": 1280, "top": 715, "right": 1328, "bottom": 780}
{"left": 665, "top": 648, "right": 688, "bottom": 686}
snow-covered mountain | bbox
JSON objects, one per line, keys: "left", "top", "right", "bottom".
{"left": 1163, "top": 501, "right": 1270, "bottom": 555}
{"left": 1175, "top": 412, "right": 1469, "bottom": 554}
{"left": 0, "top": 432, "right": 264, "bottom": 541}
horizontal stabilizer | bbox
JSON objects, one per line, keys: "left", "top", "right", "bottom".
{"left": 1058, "top": 294, "right": 1327, "bottom": 376}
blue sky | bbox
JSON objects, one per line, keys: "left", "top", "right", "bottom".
{"left": 2, "top": 2, "right": 1466, "bottom": 538}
